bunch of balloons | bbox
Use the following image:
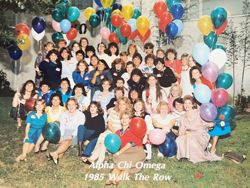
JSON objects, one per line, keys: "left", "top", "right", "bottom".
{"left": 51, "top": 0, "right": 80, "bottom": 43}
{"left": 153, "top": 0, "right": 184, "bottom": 39}
{"left": 31, "top": 16, "right": 46, "bottom": 41}
{"left": 85, "top": 1, "right": 151, "bottom": 44}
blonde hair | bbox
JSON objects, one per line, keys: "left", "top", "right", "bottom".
{"left": 169, "top": 83, "right": 183, "bottom": 98}
{"left": 156, "top": 101, "right": 170, "bottom": 114}
{"left": 66, "top": 98, "right": 79, "bottom": 110}
{"left": 114, "top": 97, "right": 133, "bottom": 115}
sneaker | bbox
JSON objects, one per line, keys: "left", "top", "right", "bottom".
{"left": 157, "top": 152, "right": 164, "bottom": 158}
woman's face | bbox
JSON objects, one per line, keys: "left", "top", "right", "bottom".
{"left": 167, "top": 52, "right": 175, "bottom": 61}
{"left": 98, "top": 43, "right": 106, "bottom": 53}
{"left": 188, "top": 56, "right": 196, "bottom": 67}
{"left": 116, "top": 80, "right": 124, "bottom": 88}
{"left": 78, "top": 62, "right": 87, "bottom": 72}
{"left": 121, "top": 114, "right": 130, "bottom": 127}
{"left": 160, "top": 104, "right": 169, "bottom": 116}
{"left": 156, "top": 62, "right": 164, "bottom": 71}
{"left": 90, "top": 104, "right": 98, "bottom": 114}
{"left": 115, "top": 63, "right": 122, "bottom": 70}
{"left": 175, "top": 102, "right": 184, "bottom": 112}
{"left": 184, "top": 99, "right": 193, "bottom": 111}
{"left": 87, "top": 51, "right": 94, "bottom": 58}
{"left": 115, "top": 90, "right": 124, "bottom": 99}
{"left": 146, "top": 58, "right": 154, "bottom": 67}
{"left": 110, "top": 46, "right": 117, "bottom": 55}
{"left": 81, "top": 39, "right": 88, "bottom": 48}
{"left": 52, "top": 96, "right": 61, "bottom": 107}
{"left": 61, "top": 49, "right": 69, "bottom": 60}
{"left": 91, "top": 57, "right": 99, "bottom": 66}
{"left": 60, "top": 80, "right": 69, "bottom": 90}
{"left": 41, "top": 85, "right": 50, "bottom": 93}
{"left": 49, "top": 53, "right": 58, "bottom": 62}
{"left": 157, "top": 51, "right": 165, "bottom": 59}
{"left": 147, "top": 76, "right": 157, "bottom": 87}
{"left": 74, "top": 87, "right": 83, "bottom": 97}
{"left": 67, "top": 100, "right": 77, "bottom": 113}
{"left": 76, "top": 53, "right": 84, "bottom": 62}
{"left": 36, "top": 101, "right": 45, "bottom": 112}
{"left": 181, "top": 56, "right": 188, "bottom": 66}
{"left": 132, "top": 74, "right": 140, "bottom": 83}
{"left": 134, "top": 101, "right": 143, "bottom": 112}
{"left": 25, "top": 82, "right": 34, "bottom": 92}
{"left": 191, "top": 69, "right": 202, "bottom": 80}
{"left": 129, "top": 46, "right": 136, "bottom": 55}
{"left": 171, "top": 86, "right": 180, "bottom": 97}
{"left": 130, "top": 90, "right": 139, "bottom": 100}
{"left": 118, "top": 100, "right": 127, "bottom": 112}
{"left": 72, "top": 43, "right": 80, "bottom": 52}
{"left": 133, "top": 57, "right": 141, "bottom": 66}
{"left": 102, "top": 81, "right": 111, "bottom": 91}
{"left": 126, "top": 64, "right": 134, "bottom": 74}
{"left": 98, "top": 62, "right": 106, "bottom": 71}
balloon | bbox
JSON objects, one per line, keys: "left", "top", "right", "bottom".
{"left": 153, "top": 1, "right": 167, "bottom": 18}
{"left": 149, "top": 129, "right": 166, "bottom": 145}
{"left": 100, "top": 27, "right": 111, "bottom": 40}
{"left": 25, "top": 98, "right": 36, "bottom": 112}
{"left": 173, "top": 19, "right": 183, "bottom": 36}
{"left": 31, "top": 28, "right": 45, "bottom": 41}
{"left": 104, "top": 7, "right": 112, "bottom": 23}
{"left": 116, "top": 27, "right": 127, "bottom": 45}
{"left": 63, "top": 34, "right": 70, "bottom": 46}
{"left": 200, "top": 103, "right": 218, "bottom": 122}
{"left": 128, "top": 30, "right": 138, "bottom": 40}
{"left": 16, "top": 34, "right": 31, "bottom": 51}
{"left": 217, "top": 105, "right": 235, "bottom": 121}
{"left": 94, "top": 0, "right": 102, "bottom": 7}
{"left": 166, "top": 0, "right": 181, "bottom": 9}
{"left": 96, "top": 8, "right": 105, "bottom": 21}
{"left": 159, "top": 132, "right": 177, "bottom": 157}
{"left": 112, "top": 9, "right": 122, "bottom": 16}
{"left": 52, "top": 20, "right": 61, "bottom": 32}
{"left": 170, "top": 3, "right": 184, "bottom": 19}
{"left": 136, "top": 16, "right": 150, "bottom": 36}
{"left": 60, "top": 19, "right": 71, "bottom": 33}
{"left": 129, "top": 117, "right": 147, "bottom": 139}
{"left": 42, "top": 92, "right": 53, "bottom": 106}
{"left": 216, "top": 20, "right": 228, "bottom": 35}
{"left": 104, "top": 133, "right": 121, "bottom": 153}
{"left": 158, "top": 11, "right": 173, "bottom": 32}
{"left": 15, "top": 23, "right": 30, "bottom": 36}
{"left": 101, "top": 0, "right": 114, "bottom": 8}
{"left": 66, "top": 28, "right": 78, "bottom": 40}
{"left": 89, "top": 14, "right": 101, "bottom": 28}
{"left": 166, "top": 22, "right": 178, "bottom": 39}
{"left": 192, "top": 43, "right": 210, "bottom": 66}
{"left": 216, "top": 73, "right": 233, "bottom": 89}
{"left": 194, "top": 84, "right": 212, "bottom": 104}
{"left": 52, "top": 8, "right": 65, "bottom": 22}
{"left": 211, "top": 7, "right": 227, "bottom": 29}
{"left": 106, "top": 21, "right": 116, "bottom": 32}
{"left": 198, "top": 15, "right": 213, "bottom": 36}
{"left": 8, "top": 45, "right": 22, "bottom": 60}
{"left": 132, "top": 7, "right": 141, "bottom": 19}
{"left": 112, "top": 2, "right": 122, "bottom": 11}
{"left": 211, "top": 88, "right": 229, "bottom": 107}
{"left": 120, "top": 23, "right": 132, "bottom": 37}
{"left": 209, "top": 49, "right": 227, "bottom": 69}
{"left": 122, "top": 4, "right": 134, "bottom": 21}
{"left": 138, "top": 29, "right": 151, "bottom": 43}
{"left": 52, "top": 32, "right": 64, "bottom": 43}
{"left": 67, "top": 6, "right": 80, "bottom": 22}
{"left": 204, "top": 31, "right": 217, "bottom": 48}
{"left": 42, "top": 122, "right": 61, "bottom": 144}
{"left": 84, "top": 7, "right": 96, "bottom": 21}
{"left": 128, "top": 18, "right": 137, "bottom": 32}
{"left": 55, "top": 3, "right": 68, "bottom": 15}
{"left": 32, "top": 16, "right": 46, "bottom": 33}
{"left": 202, "top": 61, "right": 219, "bottom": 82}
{"left": 213, "top": 44, "right": 226, "bottom": 52}
{"left": 111, "top": 14, "right": 122, "bottom": 28}
{"left": 109, "top": 32, "right": 119, "bottom": 44}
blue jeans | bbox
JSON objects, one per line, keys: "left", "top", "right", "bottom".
{"left": 77, "top": 125, "right": 98, "bottom": 157}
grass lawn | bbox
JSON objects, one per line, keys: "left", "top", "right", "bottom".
{"left": 0, "top": 97, "right": 249, "bottom": 188}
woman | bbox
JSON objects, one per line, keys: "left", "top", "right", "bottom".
{"left": 176, "top": 95, "right": 221, "bottom": 163}
{"left": 16, "top": 99, "right": 47, "bottom": 162}
{"left": 89, "top": 54, "right": 99, "bottom": 72}
{"left": 105, "top": 42, "right": 119, "bottom": 69}
{"left": 141, "top": 54, "right": 155, "bottom": 77}
{"left": 132, "top": 53, "right": 144, "bottom": 70}
{"left": 128, "top": 88, "right": 141, "bottom": 105}
{"left": 11, "top": 80, "right": 37, "bottom": 128}
{"left": 142, "top": 74, "right": 167, "bottom": 115}
{"left": 167, "top": 84, "right": 183, "bottom": 112}
{"left": 72, "top": 83, "right": 90, "bottom": 112}
{"left": 110, "top": 58, "right": 125, "bottom": 83}
{"left": 56, "top": 78, "right": 72, "bottom": 105}
{"left": 87, "top": 97, "right": 133, "bottom": 164}
{"left": 106, "top": 87, "right": 125, "bottom": 112}
{"left": 121, "top": 61, "right": 135, "bottom": 90}
{"left": 39, "top": 49, "right": 62, "bottom": 90}
{"left": 72, "top": 60, "right": 91, "bottom": 89}
{"left": 85, "top": 45, "right": 96, "bottom": 65}
{"left": 79, "top": 37, "right": 89, "bottom": 55}
{"left": 106, "top": 112, "right": 146, "bottom": 185}
{"left": 49, "top": 98, "right": 86, "bottom": 164}
{"left": 97, "top": 42, "right": 109, "bottom": 60}
{"left": 127, "top": 43, "right": 138, "bottom": 61}
{"left": 70, "top": 42, "right": 81, "bottom": 60}
{"left": 78, "top": 101, "right": 105, "bottom": 158}
{"left": 127, "top": 68, "right": 146, "bottom": 95}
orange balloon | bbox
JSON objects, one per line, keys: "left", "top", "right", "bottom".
{"left": 198, "top": 15, "right": 213, "bottom": 36}
{"left": 136, "top": 16, "right": 150, "bottom": 36}
{"left": 66, "top": 28, "right": 78, "bottom": 40}
{"left": 138, "top": 29, "right": 151, "bottom": 43}
{"left": 153, "top": 0, "right": 167, "bottom": 18}
{"left": 15, "top": 23, "right": 30, "bottom": 36}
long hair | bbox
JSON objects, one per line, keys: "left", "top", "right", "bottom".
{"left": 20, "top": 80, "right": 37, "bottom": 97}
{"left": 59, "top": 78, "right": 71, "bottom": 95}
{"left": 127, "top": 44, "right": 138, "bottom": 56}
{"left": 133, "top": 99, "right": 146, "bottom": 117}
{"left": 144, "top": 74, "right": 162, "bottom": 101}
{"left": 87, "top": 101, "right": 104, "bottom": 115}
{"left": 75, "top": 60, "right": 89, "bottom": 73}
{"left": 106, "top": 42, "right": 119, "bottom": 56}
{"left": 114, "top": 97, "right": 133, "bottom": 115}
{"left": 49, "top": 93, "right": 64, "bottom": 107}
{"left": 72, "top": 83, "right": 87, "bottom": 96}
{"left": 189, "top": 66, "right": 202, "bottom": 85}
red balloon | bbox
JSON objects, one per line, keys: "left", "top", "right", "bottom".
{"left": 128, "top": 30, "right": 138, "bottom": 40}
{"left": 211, "top": 88, "right": 229, "bottom": 107}
{"left": 25, "top": 98, "right": 36, "bottom": 112}
{"left": 111, "top": 14, "right": 122, "bottom": 28}
{"left": 129, "top": 117, "right": 147, "bottom": 139}
{"left": 138, "top": 29, "right": 151, "bottom": 43}
{"left": 109, "top": 32, "right": 119, "bottom": 44}
{"left": 215, "top": 20, "right": 228, "bottom": 35}
{"left": 120, "top": 23, "right": 132, "bottom": 37}
{"left": 153, "top": 1, "right": 167, "bottom": 18}
{"left": 158, "top": 11, "right": 173, "bottom": 32}
{"left": 66, "top": 28, "right": 78, "bottom": 40}
{"left": 15, "top": 23, "right": 30, "bottom": 36}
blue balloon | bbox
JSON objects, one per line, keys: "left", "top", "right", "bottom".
{"left": 166, "top": 0, "right": 181, "bottom": 9}
{"left": 194, "top": 84, "right": 212, "bottom": 104}
{"left": 170, "top": 3, "right": 184, "bottom": 19}
{"left": 32, "top": 16, "right": 46, "bottom": 33}
{"left": 217, "top": 105, "right": 235, "bottom": 121}
{"left": 192, "top": 43, "right": 210, "bottom": 66}
{"left": 104, "top": 133, "right": 121, "bottom": 153}
{"left": 112, "top": 2, "right": 122, "bottom": 11}
{"left": 94, "top": 0, "right": 102, "bottom": 7}
{"left": 132, "top": 7, "right": 141, "bottom": 19}
{"left": 159, "top": 132, "right": 177, "bottom": 157}
{"left": 42, "top": 122, "right": 61, "bottom": 144}
{"left": 128, "top": 18, "right": 137, "bottom": 32}
{"left": 211, "top": 7, "right": 227, "bottom": 29}
{"left": 166, "top": 22, "right": 178, "bottom": 39}
{"left": 204, "top": 31, "right": 218, "bottom": 48}
{"left": 96, "top": 8, "right": 105, "bottom": 21}
{"left": 60, "top": 19, "right": 71, "bottom": 33}
{"left": 173, "top": 19, "right": 183, "bottom": 36}
{"left": 8, "top": 45, "right": 22, "bottom": 60}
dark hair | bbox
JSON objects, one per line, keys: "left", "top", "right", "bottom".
{"left": 144, "top": 74, "right": 162, "bottom": 101}
{"left": 128, "top": 88, "right": 142, "bottom": 102}
{"left": 76, "top": 49, "right": 85, "bottom": 57}
{"left": 44, "top": 41, "right": 54, "bottom": 48}
{"left": 46, "top": 49, "right": 59, "bottom": 62}
{"left": 189, "top": 66, "right": 202, "bottom": 85}
{"left": 181, "top": 53, "right": 189, "bottom": 59}
{"left": 88, "top": 101, "right": 104, "bottom": 115}
{"left": 99, "top": 59, "right": 109, "bottom": 70}
{"left": 34, "top": 99, "right": 46, "bottom": 112}
{"left": 76, "top": 60, "right": 89, "bottom": 73}
{"left": 132, "top": 53, "right": 142, "bottom": 62}
{"left": 154, "top": 58, "right": 165, "bottom": 66}
{"left": 173, "top": 97, "right": 184, "bottom": 108}
{"left": 144, "top": 42, "right": 154, "bottom": 49}
{"left": 49, "top": 93, "right": 64, "bottom": 107}
{"left": 114, "top": 87, "right": 125, "bottom": 95}
{"left": 116, "top": 77, "right": 125, "bottom": 84}
{"left": 39, "top": 81, "right": 50, "bottom": 88}
{"left": 100, "top": 78, "right": 112, "bottom": 92}
{"left": 126, "top": 61, "right": 134, "bottom": 67}
{"left": 156, "top": 49, "right": 166, "bottom": 56}
{"left": 59, "top": 47, "right": 71, "bottom": 60}
{"left": 166, "top": 48, "right": 177, "bottom": 60}
{"left": 20, "top": 80, "right": 37, "bottom": 97}
{"left": 71, "top": 42, "right": 80, "bottom": 50}
{"left": 85, "top": 45, "right": 96, "bottom": 57}
{"left": 130, "top": 68, "right": 143, "bottom": 79}
{"left": 106, "top": 42, "right": 119, "bottom": 56}
{"left": 90, "top": 54, "right": 99, "bottom": 66}
{"left": 112, "top": 58, "right": 125, "bottom": 69}
{"left": 127, "top": 44, "right": 138, "bottom": 55}
{"left": 72, "top": 83, "right": 87, "bottom": 96}
{"left": 145, "top": 54, "right": 155, "bottom": 64}
{"left": 97, "top": 42, "right": 106, "bottom": 53}
{"left": 60, "top": 78, "right": 71, "bottom": 95}
{"left": 120, "top": 51, "right": 128, "bottom": 56}
{"left": 65, "top": 98, "right": 79, "bottom": 110}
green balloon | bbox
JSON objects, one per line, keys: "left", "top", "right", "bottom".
{"left": 211, "top": 7, "right": 227, "bottom": 29}
{"left": 204, "top": 31, "right": 217, "bottom": 48}
{"left": 104, "top": 8, "right": 112, "bottom": 24}
{"left": 106, "top": 21, "right": 116, "bottom": 32}
{"left": 67, "top": 6, "right": 80, "bottom": 22}
{"left": 132, "top": 8, "right": 141, "bottom": 19}
{"left": 89, "top": 14, "right": 101, "bottom": 28}
{"left": 213, "top": 44, "right": 226, "bottom": 52}
{"left": 116, "top": 27, "right": 127, "bottom": 45}
{"left": 216, "top": 73, "right": 233, "bottom": 89}
{"left": 52, "top": 8, "right": 65, "bottom": 22}
{"left": 52, "top": 32, "right": 64, "bottom": 43}
{"left": 56, "top": 3, "right": 68, "bottom": 15}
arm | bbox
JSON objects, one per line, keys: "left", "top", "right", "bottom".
{"left": 152, "top": 117, "right": 164, "bottom": 129}
{"left": 12, "top": 92, "right": 20, "bottom": 107}
{"left": 91, "top": 71, "right": 100, "bottom": 85}
{"left": 115, "top": 142, "right": 133, "bottom": 156}
{"left": 23, "top": 123, "right": 30, "bottom": 142}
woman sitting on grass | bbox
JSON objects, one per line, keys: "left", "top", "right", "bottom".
{"left": 16, "top": 99, "right": 47, "bottom": 162}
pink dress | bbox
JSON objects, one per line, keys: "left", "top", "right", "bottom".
{"left": 176, "top": 109, "right": 221, "bottom": 163}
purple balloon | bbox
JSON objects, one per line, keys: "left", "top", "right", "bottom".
{"left": 202, "top": 62, "right": 219, "bottom": 83}
{"left": 200, "top": 103, "right": 218, "bottom": 122}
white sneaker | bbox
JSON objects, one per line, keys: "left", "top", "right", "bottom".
{"left": 157, "top": 152, "right": 164, "bottom": 158}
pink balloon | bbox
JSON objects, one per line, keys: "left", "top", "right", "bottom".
{"left": 149, "top": 129, "right": 166, "bottom": 145}
{"left": 100, "top": 27, "right": 110, "bottom": 40}
{"left": 202, "top": 62, "right": 219, "bottom": 83}
{"left": 52, "top": 20, "right": 61, "bottom": 32}
{"left": 211, "top": 88, "right": 229, "bottom": 107}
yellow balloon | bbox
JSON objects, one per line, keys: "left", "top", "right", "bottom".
{"left": 122, "top": 4, "right": 134, "bottom": 21}
{"left": 136, "top": 16, "right": 150, "bottom": 36}
{"left": 84, "top": 7, "right": 96, "bottom": 21}
{"left": 17, "top": 34, "right": 31, "bottom": 51}
{"left": 198, "top": 15, "right": 213, "bottom": 36}
{"left": 112, "top": 10, "right": 122, "bottom": 17}
{"left": 101, "top": 0, "right": 113, "bottom": 8}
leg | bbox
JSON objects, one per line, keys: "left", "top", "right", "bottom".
{"left": 41, "top": 140, "right": 49, "bottom": 151}
{"left": 77, "top": 125, "right": 86, "bottom": 156}
{"left": 106, "top": 168, "right": 121, "bottom": 185}
{"left": 16, "top": 143, "right": 34, "bottom": 162}
{"left": 34, "top": 134, "right": 44, "bottom": 152}
{"left": 211, "top": 136, "right": 219, "bottom": 154}
{"left": 17, "top": 118, "right": 22, "bottom": 128}
{"left": 145, "top": 144, "right": 152, "bottom": 160}
{"left": 50, "top": 139, "right": 72, "bottom": 163}
{"left": 82, "top": 138, "right": 98, "bottom": 157}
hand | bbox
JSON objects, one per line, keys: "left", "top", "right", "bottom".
{"left": 208, "top": 123, "right": 214, "bottom": 130}
{"left": 143, "top": 135, "right": 148, "bottom": 144}
{"left": 94, "top": 71, "right": 100, "bottom": 77}
{"left": 147, "top": 97, "right": 152, "bottom": 104}
{"left": 114, "top": 151, "right": 120, "bottom": 157}
{"left": 35, "top": 66, "right": 40, "bottom": 72}
{"left": 84, "top": 140, "right": 90, "bottom": 146}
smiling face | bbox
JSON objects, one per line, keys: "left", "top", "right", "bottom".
{"left": 121, "top": 113, "right": 130, "bottom": 127}
{"left": 49, "top": 53, "right": 58, "bottom": 62}
{"left": 72, "top": 43, "right": 80, "bottom": 52}
{"left": 159, "top": 104, "right": 169, "bottom": 116}
{"left": 98, "top": 43, "right": 106, "bottom": 53}
{"left": 91, "top": 56, "right": 99, "bottom": 66}
{"left": 175, "top": 102, "right": 184, "bottom": 112}
{"left": 74, "top": 87, "right": 83, "bottom": 97}
{"left": 130, "top": 90, "right": 139, "bottom": 100}
{"left": 147, "top": 76, "right": 157, "bottom": 87}
{"left": 184, "top": 99, "right": 193, "bottom": 111}
{"left": 76, "top": 53, "right": 84, "bottom": 62}
{"left": 61, "top": 49, "right": 69, "bottom": 60}
{"left": 52, "top": 96, "right": 61, "bottom": 107}
{"left": 81, "top": 39, "right": 88, "bottom": 48}
{"left": 78, "top": 62, "right": 87, "bottom": 72}
{"left": 167, "top": 52, "right": 175, "bottom": 61}
{"left": 126, "top": 64, "right": 134, "bottom": 74}
{"left": 133, "top": 57, "right": 141, "bottom": 67}
{"left": 67, "top": 100, "right": 77, "bottom": 113}
{"left": 110, "top": 46, "right": 117, "bottom": 55}
{"left": 60, "top": 80, "right": 69, "bottom": 90}
{"left": 97, "top": 62, "right": 106, "bottom": 71}
{"left": 41, "top": 84, "right": 50, "bottom": 93}
{"left": 118, "top": 100, "right": 127, "bottom": 112}
{"left": 134, "top": 101, "right": 143, "bottom": 112}
{"left": 146, "top": 58, "right": 154, "bottom": 67}
{"left": 90, "top": 103, "right": 98, "bottom": 115}
{"left": 115, "top": 90, "right": 124, "bottom": 99}
{"left": 191, "top": 69, "right": 202, "bottom": 80}
{"left": 36, "top": 101, "right": 45, "bottom": 112}
{"left": 102, "top": 80, "right": 111, "bottom": 91}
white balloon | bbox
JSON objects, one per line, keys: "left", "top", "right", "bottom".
{"left": 31, "top": 28, "right": 45, "bottom": 41}
{"left": 208, "top": 49, "right": 227, "bottom": 69}
{"left": 63, "top": 34, "right": 70, "bottom": 46}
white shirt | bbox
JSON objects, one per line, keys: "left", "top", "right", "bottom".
{"left": 61, "top": 59, "right": 77, "bottom": 87}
